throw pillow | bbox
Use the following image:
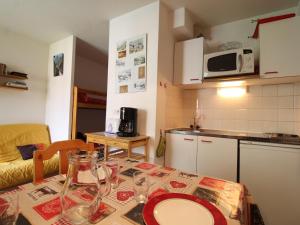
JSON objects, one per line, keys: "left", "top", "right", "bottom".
{"left": 17, "top": 144, "right": 45, "bottom": 160}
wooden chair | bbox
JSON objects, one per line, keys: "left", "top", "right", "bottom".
{"left": 33, "top": 139, "right": 94, "bottom": 184}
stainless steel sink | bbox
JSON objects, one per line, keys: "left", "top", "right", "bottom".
{"left": 173, "top": 128, "right": 203, "bottom": 133}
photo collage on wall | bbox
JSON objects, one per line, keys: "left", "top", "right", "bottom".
{"left": 115, "top": 34, "right": 147, "bottom": 93}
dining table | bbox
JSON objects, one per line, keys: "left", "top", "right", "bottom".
{"left": 3, "top": 158, "right": 250, "bottom": 225}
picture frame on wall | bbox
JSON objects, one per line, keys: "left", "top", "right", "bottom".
{"left": 115, "top": 34, "right": 147, "bottom": 94}
{"left": 53, "top": 53, "right": 64, "bottom": 77}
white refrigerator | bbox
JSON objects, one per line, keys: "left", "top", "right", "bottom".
{"left": 240, "top": 141, "right": 300, "bottom": 225}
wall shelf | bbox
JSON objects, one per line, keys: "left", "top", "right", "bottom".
{"left": 0, "top": 74, "right": 28, "bottom": 80}
{"left": 0, "top": 85, "right": 28, "bottom": 90}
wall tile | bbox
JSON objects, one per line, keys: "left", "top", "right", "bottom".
{"left": 262, "top": 85, "right": 278, "bottom": 96}
{"left": 263, "top": 121, "right": 278, "bottom": 133}
{"left": 278, "top": 84, "right": 294, "bottom": 96}
{"left": 219, "top": 120, "right": 236, "bottom": 131}
{"left": 222, "top": 109, "right": 235, "bottom": 120}
{"left": 294, "top": 122, "right": 300, "bottom": 135}
{"left": 248, "top": 85, "right": 262, "bottom": 96}
{"left": 234, "top": 120, "right": 248, "bottom": 132}
{"left": 278, "top": 122, "right": 294, "bottom": 134}
{"left": 294, "top": 83, "right": 300, "bottom": 95}
{"left": 278, "top": 109, "right": 295, "bottom": 122}
{"left": 294, "top": 109, "right": 300, "bottom": 122}
{"left": 248, "top": 121, "right": 263, "bottom": 132}
{"left": 235, "top": 109, "right": 248, "bottom": 120}
{"left": 262, "top": 109, "right": 278, "bottom": 121}
{"left": 295, "top": 96, "right": 300, "bottom": 108}
{"left": 203, "top": 109, "right": 215, "bottom": 120}
{"left": 262, "top": 97, "right": 278, "bottom": 109}
{"left": 248, "top": 109, "right": 264, "bottom": 120}
{"left": 247, "top": 96, "right": 262, "bottom": 109}
{"left": 214, "top": 109, "right": 224, "bottom": 120}
{"left": 278, "top": 96, "right": 294, "bottom": 109}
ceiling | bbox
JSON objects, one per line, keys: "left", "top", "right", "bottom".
{"left": 0, "top": 0, "right": 298, "bottom": 54}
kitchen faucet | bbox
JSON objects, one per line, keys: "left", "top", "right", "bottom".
{"left": 190, "top": 113, "right": 200, "bottom": 130}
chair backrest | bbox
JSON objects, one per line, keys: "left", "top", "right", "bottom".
{"left": 33, "top": 139, "right": 94, "bottom": 184}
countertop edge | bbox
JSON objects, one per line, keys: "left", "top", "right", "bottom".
{"left": 165, "top": 129, "right": 300, "bottom": 146}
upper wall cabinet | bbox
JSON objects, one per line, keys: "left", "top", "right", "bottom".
{"left": 174, "top": 37, "right": 204, "bottom": 85}
{"left": 260, "top": 17, "right": 300, "bottom": 78}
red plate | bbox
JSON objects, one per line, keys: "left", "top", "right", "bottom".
{"left": 143, "top": 193, "right": 227, "bottom": 225}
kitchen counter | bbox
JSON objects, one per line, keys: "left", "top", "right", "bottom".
{"left": 165, "top": 128, "right": 300, "bottom": 145}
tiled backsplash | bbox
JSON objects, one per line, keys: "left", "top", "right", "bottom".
{"left": 183, "top": 83, "right": 300, "bottom": 135}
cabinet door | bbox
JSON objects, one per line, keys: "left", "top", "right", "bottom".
{"left": 165, "top": 133, "right": 197, "bottom": 173}
{"left": 174, "top": 37, "right": 204, "bottom": 85}
{"left": 197, "top": 136, "right": 237, "bottom": 181}
{"left": 260, "top": 17, "right": 300, "bottom": 78}
{"left": 240, "top": 142, "right": 300, "bottom": 225}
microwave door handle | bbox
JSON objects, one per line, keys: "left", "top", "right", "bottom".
{"left": 238, "top": 54, "right": 243, "bottom": 72}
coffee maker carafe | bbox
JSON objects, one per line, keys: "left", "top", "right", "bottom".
{"left": 117, "top": 107, "right": 137, "bottom": 137}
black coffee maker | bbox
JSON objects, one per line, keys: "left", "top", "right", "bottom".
{"left": 117, "top": 107, "right": 138, "bottom": 137}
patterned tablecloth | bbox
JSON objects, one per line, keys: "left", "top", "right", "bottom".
{"left": 4, "top": 158, "right": 247, "bottom": 225}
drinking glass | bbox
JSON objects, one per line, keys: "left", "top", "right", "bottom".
{"left": 133, "top": 172, "right": 149, "bottom": 203}
{"left": 96, "top": 162, "right": 111, "bottom": 197}
{"left": 104, "top": 159, "right": 120, "bottom": 189}
{"left": 0, "top": 192, "right": 19, "bottom": 225}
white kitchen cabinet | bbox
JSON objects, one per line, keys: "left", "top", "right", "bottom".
{"left": 197, "top": 136, "right": 237, "bottom": 182}
{"left": 165, "top": 133, "right": 197, "bottom": 173}
{"left": 174, "top": 37, "right": 204, "bottom": 85}
{"left": 240, "top": 141, "right": 300, "bottom": 225}
{"left": 260, "top": 17, "right": 300, "bottom": 78}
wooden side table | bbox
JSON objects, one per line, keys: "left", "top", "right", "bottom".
{"left": 85, "top": 132, "right": 150, "bottom": 161}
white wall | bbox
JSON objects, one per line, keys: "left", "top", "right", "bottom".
{"left": 106, "top": 2, "right": 160, "bottom": 161}
{"left": 74, "top": 55, "right": 107, "bottom": 92}
{"left": 154, "top": 3, "right": 185, "bottom": 164}
{"left": 74, "top": 55, "right": 107, "bottom": 133}
{"left": 156, "top": 5, "right": 185, "bottom": 129}
{"left": 45, "top": 36, "right": 76, "bottom": 141}
{"left": 0, "top": 27, "right": 48, "bottom": 124}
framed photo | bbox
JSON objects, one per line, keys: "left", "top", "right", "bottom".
{"left": 115, "top": 34, "right": 147, "bottom": 93}
{"left": 53, "top": 53, "right": 64, "bottom": 77}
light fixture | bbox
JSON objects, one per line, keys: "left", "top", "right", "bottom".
{"left": 217, "top": 86, "right": 247, "bottom": 97}
{"left": 219, "top": 80, "right": 245, "bottom": 87}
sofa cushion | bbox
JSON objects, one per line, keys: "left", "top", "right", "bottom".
{"left": 0, "top": 154, "right": 59, "bottom": 189}
{"left": 0, "top": 124, "right": 50, "bottom": 162}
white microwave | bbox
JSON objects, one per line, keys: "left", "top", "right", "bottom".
{"left": 203, "top": 48, "right": 254, "bottom": 78}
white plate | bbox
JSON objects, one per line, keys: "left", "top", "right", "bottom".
{"left": 153, "top": 198, "right": 214, "bottom": 225}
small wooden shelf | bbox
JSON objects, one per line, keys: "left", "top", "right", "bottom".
{"left": 0, "top": 85, "right": 28, "bottom": 90}
{"left": 0, "top": 74, "right": 28, "bottom": 80}
{"left": 78, "top": 102, "right": 106, "bottom": 110}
